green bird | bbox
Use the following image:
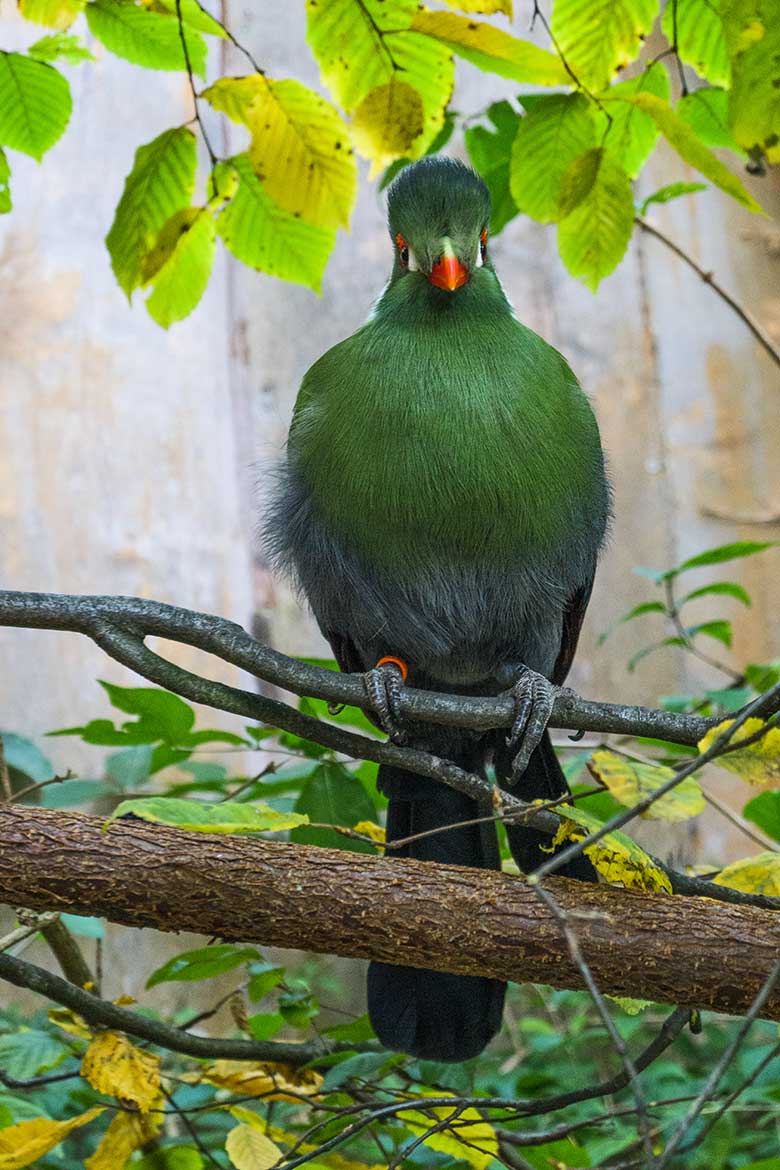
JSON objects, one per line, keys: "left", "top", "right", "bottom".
{"left": 266, "top": 157, "right": 610, "bottom": 1062}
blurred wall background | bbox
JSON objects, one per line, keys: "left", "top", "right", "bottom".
{"left": 1, "top": 0, "right": 779, "bottom": 1003}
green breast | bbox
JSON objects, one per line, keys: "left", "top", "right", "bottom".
{"left": 288, "top": 271, "right": 604, "bottom": 575}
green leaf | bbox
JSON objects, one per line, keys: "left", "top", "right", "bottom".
{"left": 0, "top": 732, "right": 53, "bottom": 782}
{"left": 557, "top": 149, "right": 635, "bottom": 290}
{"left": 351, "top": 78, "right": 425, "bottom": 171}
{"left": 508, "top": 93, "right": 596, "bottom": 223}
{"left": 248, "top": 1012, "right": 285, "bottom": 1041}
{"left": 85, "top": 0, "right": 207, "bottom": 77}
{"left": 105, "top": 744, "right": 154, "bottom": 788}
{"left": 0, "top": 147, "right": 10, "bottom": 213}
{"left": 411, "top": 10, "right": 569, "bottom": 84}
{"left": 144, "top": 206, "right": 216, "bottom": 328}
{"left": 278, "top": 988, "right": 319, "bottom": 1027}
{"left": 135, "top": 1149, "right": 206, "bottom": 1170}
{"left": 203, "top": 75, "right": 357, "bottom": 228}
{"left": 680, "top": 580, "right": 752, "bottom": 607}
{"left": 106, "top": 126, "right": 197, "bottom": 297}
{"left": 382, "top": 29, "right": 455, "bottom": 158}
{"left": 100, "top": 681, "right": 196, "bottom": 742}
{"left": 687, "top": 619, "right": 733, "bottom": 647}
{"left": 743, "top": 791, "right": 780, "bottom": 841}
{"left": 639, "top": 180, "right": 708, "bottom": 214}
{"left": 725, "top": 1, "right": 780, "bottom": 163}
{"left": 661, "top": 0, "right": 730, "bottom": 85}
{"left": 677, "top": 540, "right": 778, "bottom": 571}
{"left": 464, "top": 100, "right": 519, "bottom": 233}
{"left": 746, "top": 661, "right": 780, "bottom": 692}
{"left": 306, "top": 0, "right": 418, "bottom": 113}
{"left": 18, "top": 0, "right": 85, "bottom": 29}
{"left": 247, "top": 963, "right": 285, "bottom": 1003}
{"left": 291, "top": 762, "right": 377, "bottom": 853}
{"left": 146, "top": 944, "right": 263, "bottom": 988}
{"left": 627, "top": 636, "right": 687, "bottom": 671}
{"left": 612, "top": 90, "right": 764, "bottom": 212}
{"left": 0, "top": 52, "right": 71, "bottom": 161}
{"left": 596, "top": 600, "right": 666, "bottom": 646}
{"left": 677, "top": 87, "right": 745, "bottom": 155}
{"left": 380, "top": 110, "right": 456, "bottom": 192}
{"left": 149, "top": 0, "right": 227, "bottom": 37}
{"left": 557, "top": 145, "right": 603, "bottom": 217}
{"left": 107, "top": 795, "right": 309, "bottom": 833}
{"left": 0, "top": 1030, "right": 69, "bottom": 1079}
{"left": 597, "top": 61, "right": 671, "bottom": 179}
{"left": 28, "top": 33, "right": 95, "bottom": 63}
{"left": 550, "top": 0, "right": 659, "bottom": 90}
{"left": 216, "top": 154, "right": 336, "bottom": 292}
{"left": 322, "top": 1014, "right": 376, "bottom": 1043}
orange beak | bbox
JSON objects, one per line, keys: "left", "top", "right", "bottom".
{"left": 429, "top": 254, "right": 469, "bottom": 292}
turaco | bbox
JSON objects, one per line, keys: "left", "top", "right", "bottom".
{"left": 266, "top": 156, "right": 610, "bottom": 1062}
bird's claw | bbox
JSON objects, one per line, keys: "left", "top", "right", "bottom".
{"left": 364, "top": 658, "right": 408, "bottom": 743}
{"left": 505, "top": 670, "right": 558, "bottom": 784}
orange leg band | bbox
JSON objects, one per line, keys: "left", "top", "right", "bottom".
{"left": 376, "top": 655, "right": 409, "bottom": 682}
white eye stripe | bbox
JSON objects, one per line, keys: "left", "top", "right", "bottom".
{"left": 474, "top": 244, "right": 484, "bottom": 268}
{"left": 408, "top": 249, "right": 419, "bottom": 271}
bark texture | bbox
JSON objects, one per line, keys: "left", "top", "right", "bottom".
{"left": 2, "top": 805, "right": 780, "bottom": 1019}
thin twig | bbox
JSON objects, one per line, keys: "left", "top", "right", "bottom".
{"left": 175, "top": 0, "right": 218, "bottom": 169}
{"left": 0, "top": 951, "right": 377, "bottom": 1066}
{"left": 531, "top": 881, "right": 655, "bottom": 1164}
{"left": 683, "top": 1038, "right": 780, "bottom": 1150}
{"left": 637, "top": 216, "right": 780, "bottom": 372}
{"left": 0, "top": 911, "right": 60, "bottom": 952}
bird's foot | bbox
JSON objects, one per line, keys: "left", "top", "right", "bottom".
{"left": 504, "top": 669, "right": 560, "bottom": 785}
{"left": 364, "top": 656, "right": 409, "bottom": 743}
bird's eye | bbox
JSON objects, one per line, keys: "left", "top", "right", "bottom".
{"left": 396, "top": 233, "right": 409, "bottom": 267}
{"left": 480, "top": 228, "right": 488, "bottom": 262}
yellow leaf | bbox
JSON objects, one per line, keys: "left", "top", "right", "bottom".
{"left": 550, "top": 805, "right": 673, "bottom": 893}
{"left": 0, "top": 1108, "right": 104, "bottom": 1170}
{"left": 411, "top": 10, "right": 569, "bottom": 85}
{"left": 200, "top": 1059, "right": 322, "bottom": 1101}
{"left": 203, "top": 75, "right": 357, "bottom": 229}
{"left": 350, "top": 79, "right": 425, "bottom": 174}
{"left": 714, "top": 851, "right": 780, "bottom": 895}
{"left": 404, "top": 1093, "right": 498, "bottom": 1170}
{"left": 307, "top": 0, "right": 418, "bottom": 113}
{"left": 81, "top": 1032, "right": 161, "bottom": 1113}
{"left": 47, "top": 1006, "right": 91, "bottom": 1039}
{"left": 85, "top": 1106, "right": 162, "bottom": 1170}
{"left": 698, "top": 718, "right": 780, "bottom": 785}
{"left": 353, "top": 819, "right": 386, "bottom": 843}
{"left": 230, "top": 1108, "right": 385, "bottom": 1170}
{"left": 225, "top": 1123, "right": 282, "bottom": 1170}
{"left": 589, "top": 749, "right": 705, "bottom": 821}
{"left": 18, "top": 0, "right": 84, "bottom": 28}
{"left": 610, "top": 91, "right": 764, "bottom": 213}
{"left": 439, "top": 0, "right": 512, "bottom": 12}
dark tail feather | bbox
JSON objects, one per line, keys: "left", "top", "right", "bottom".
{"left": 494, "top": 730, "right": 597, "bottom": 883}
{"left": 368, "top": 762, "right": 506, "bottom": 1062}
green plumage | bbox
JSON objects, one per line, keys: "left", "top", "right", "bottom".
{"left": 266, "top": 157, "right": 609, "bottom": 1061}
{"left": 289, "top": 270, "right": 603, "bottom": 574}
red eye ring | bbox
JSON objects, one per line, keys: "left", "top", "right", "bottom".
{"left": 480, "top": 228, "right": 488, "bottom": 261}
{"left": 395, "top": 233, "right": 409, "bottom": 267}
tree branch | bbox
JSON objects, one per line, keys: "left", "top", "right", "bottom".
{"left": 3, "top": 807, "right": 780, "bottom": 1023}
{"left": 0, "top": 589, "right": 716, "bottom": 744}
{"left": 636, "top": 215, "right": 780, "bottom": 372}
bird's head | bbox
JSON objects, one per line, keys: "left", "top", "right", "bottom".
{"left": 386, "top": 158, "right": 492, "bottom": 293}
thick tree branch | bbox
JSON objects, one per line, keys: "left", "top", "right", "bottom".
{"left": 2, "top": 591, "right": 780, "bottom": 917}
{"left": 3, "top": 806, "right": 780, "bottom": 1022}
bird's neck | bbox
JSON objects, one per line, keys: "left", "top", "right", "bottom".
{"left": 371, "top": 267, "right": 514, "bottom": 330}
